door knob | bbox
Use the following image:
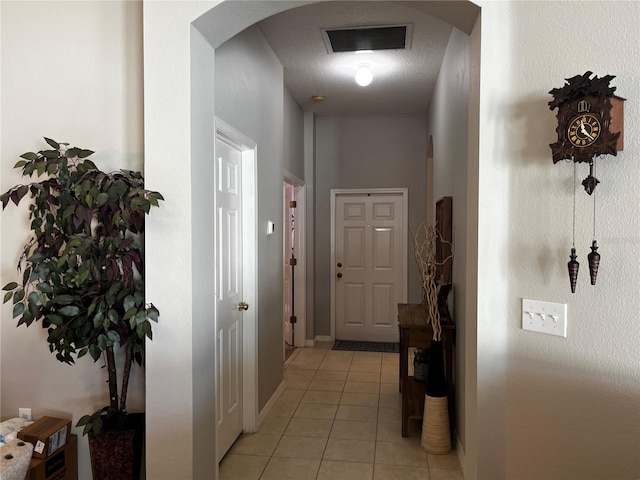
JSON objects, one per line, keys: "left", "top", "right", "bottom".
{"left": 238, "top": 302, "right": 249, "bottom": 311}
{"left": 337, "top": 273, "right": 343, "bottom": 278}
{"left": 337, "top": 262, "right": 342, "bottom": 267}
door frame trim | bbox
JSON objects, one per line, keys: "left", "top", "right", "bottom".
{"left": 214, "top": 118, "right": 258, "bottom": 440}
{"left": 330, "top": 188, "right": 409, "bottom": 341}
{"left": 283, "top": 173, "right": 307, "bottom": 352}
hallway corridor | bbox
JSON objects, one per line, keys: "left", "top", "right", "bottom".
{"left": 220, "top": 342, "right": 463, "bottom": 479}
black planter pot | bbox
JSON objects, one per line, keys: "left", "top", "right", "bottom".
{"left": 413, "top": 348, "right": 429, "bottom": 383}
{"left": 426, "top": 340, "right": 446, "bottom": 397}
{"left": 88, "top": 413, "right": 144, "bottom": 480}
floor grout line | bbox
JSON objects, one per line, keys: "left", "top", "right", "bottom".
{"left": 221, "top": 342, "right": 462, "bottom": 480}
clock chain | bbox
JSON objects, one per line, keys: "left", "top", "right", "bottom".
{"left": 588, "top": 159, "right": 601, "bottom": 285}
{"left": 568, "top": 159, "right": 602, "bottom": 293}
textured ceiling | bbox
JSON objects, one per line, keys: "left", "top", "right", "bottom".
{"left": 258, "top": 2, "right": 454, "bottom": 116}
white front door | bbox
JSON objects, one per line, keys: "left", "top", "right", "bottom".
{"left": 334, "top": 190, "right": 407, "bottom": 342}
{"left": 215, "top": 134, "right": 244, "bottom": 461}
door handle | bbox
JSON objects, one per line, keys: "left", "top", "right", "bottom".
{"left": 337, "top": 273, "right": 343, "bottom": 278}
{"left": 337, "top": 262, "right": 342, "bottom": 268}
{"left": 238, "top": 302, "right": 249, "bottom": 311}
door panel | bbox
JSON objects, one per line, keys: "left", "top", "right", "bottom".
{"left": 335, "top": 193, "right": 404, "bottom": 342}
{"left": 216, "top": 136, "right": 243, "bottom": 461}
{"left": 373, "top": 202, "right": 394, "bottom": 219}
{"left": 344, "top": 283, "right": 365, "bottom": 326}
{"left": 344, "top": 202, "right": 365, "bottom": 220}
{"left": 372, "top": 283, "right": 395, "bottom": 327}
{"left": 345, "top": 227, "right": 365, "bottom": 267}
{"left": 373, "top": 227, "right": 394, "bottom": 269}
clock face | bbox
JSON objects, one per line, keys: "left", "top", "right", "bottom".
{"left": 568, "top": 113, "right": 601, "bottom": 148}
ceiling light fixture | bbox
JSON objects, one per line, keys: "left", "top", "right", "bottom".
{"left": 355, "top": 63, "right": 373, "bottom": 87}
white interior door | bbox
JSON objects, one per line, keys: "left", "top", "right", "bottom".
{"left": 283, "top": 176, "right": 306, "bottom": 351}
{"left": 216, "top": 135, "right": 244, "bottom": 461}
{"left": 334, "top": 191, "right": 407, "bottom": 342}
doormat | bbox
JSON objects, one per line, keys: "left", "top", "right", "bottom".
{"left": 332, "top": 340, "right": 399, "bottom": 353}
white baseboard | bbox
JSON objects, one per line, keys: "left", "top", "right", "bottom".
{"left": 305, "top": 336, "right": 333, "bottom": 347}
{"left": 455, "top": 431, "right": 466, "bottom": 477}
{"left": 257, "top": 380, "right": 286, "bottom": 427}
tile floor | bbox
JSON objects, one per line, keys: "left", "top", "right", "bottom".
{"left": 220, "top": 342, "right": 464, "bottom": 480}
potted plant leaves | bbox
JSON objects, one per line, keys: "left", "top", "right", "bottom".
{"left": 1, "top": 138, "right": 163, "bottom": 479}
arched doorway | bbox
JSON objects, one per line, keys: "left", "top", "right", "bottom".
{"left": 143, "top": 2, "right": 481, "bottom": 478}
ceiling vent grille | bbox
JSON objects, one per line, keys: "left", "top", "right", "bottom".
{"left": 323, "top": 25, "right": 411, "bottom": 53}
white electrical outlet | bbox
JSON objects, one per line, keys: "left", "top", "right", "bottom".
{"left": 522, "top": 298, "right": 568, "bottom": 338}
{"left": 19, "top": 407, "right": 32, "bottom": 421}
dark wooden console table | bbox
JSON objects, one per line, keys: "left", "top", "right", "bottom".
{"left": 398, "top": 303, "right": 455, "bottom": 437}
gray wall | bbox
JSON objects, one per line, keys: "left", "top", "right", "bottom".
{"left": 215, "top": 25, "right": 303, "bottom": 410}
{"left": 284, "top": 88, "right": 304, "bottom": 179}
{"left": 313, "top": 115, "right": 428, "bottom": 337}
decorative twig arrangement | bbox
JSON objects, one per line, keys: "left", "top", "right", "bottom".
{"left": 413, "top": 221, "right": 453, "bottom": 341}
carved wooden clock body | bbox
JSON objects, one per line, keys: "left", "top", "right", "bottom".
{"left": 549, "top": 72, "right": 622, "bottom": 164}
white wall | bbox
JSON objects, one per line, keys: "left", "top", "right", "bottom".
{"left": 144, "top": 2, "right": 220, "bottom": 478}
{"left": 314, "top": 115, "right": 428, "bottom": 337}
{"left": 425, "top": 26, "right": 471, "bottom": 458}
{"left": 0, "top": 2, "right": 144, "bottom": 479}
{"left": 476, "top": 1, "right": 640, "bottom": 478}
{"left": 190, "top": 27, "right": 218, "bottom": 478}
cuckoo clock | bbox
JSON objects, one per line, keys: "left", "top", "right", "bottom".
{"left": 549, "top": 71, "right": 625, "bottom": 193}
{"left": 548, "top": 72, "right": 625, "bottom": 293}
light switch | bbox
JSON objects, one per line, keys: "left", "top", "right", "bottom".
{"left": 266, "top": 221, "right": 275, "bottom": 235}
{"left": 522, "top": 298, "right": 567, "bottom": 338}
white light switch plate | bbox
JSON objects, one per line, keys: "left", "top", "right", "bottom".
{"left": 522, "top": 298, "right": 567, "bottom": 338}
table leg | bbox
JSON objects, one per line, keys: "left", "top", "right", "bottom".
{"left": 400, "top": 328, "right": 409, "bottom": 436}
{"left": 402, "top": 390, "right": 409, "bottom": 436}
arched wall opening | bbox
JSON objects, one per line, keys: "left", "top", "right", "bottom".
{"left": 143, "top": 2, "right": 481, "bottom": 479}
{"left": 426, "top": 135, "right": 435, "bottom": 224}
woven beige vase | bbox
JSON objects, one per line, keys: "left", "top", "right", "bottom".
{"left": 421, "top": 395, "right": 451, "bottom": 454}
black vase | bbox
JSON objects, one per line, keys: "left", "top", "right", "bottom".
{"left": 413, "top": 348, "right": 429, "bottom": 383}
{"left": 426, "top": 341, "right": 446, "bottom": 398}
